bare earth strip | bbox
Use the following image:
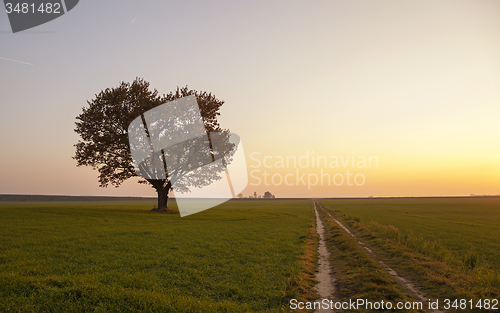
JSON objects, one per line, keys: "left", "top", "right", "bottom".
{"left": 314, "top": 200, "right": 446, "bottom": 313}
{"left": 313, "top": 201, "right": 336, "bottom": 313}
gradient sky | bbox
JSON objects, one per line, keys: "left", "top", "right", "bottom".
{"left": 1, "top": 0, "right": 499, "bottom": 198}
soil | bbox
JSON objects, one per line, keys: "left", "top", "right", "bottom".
{"left": 313, "top": 202, "right": 336, "bottom": 313}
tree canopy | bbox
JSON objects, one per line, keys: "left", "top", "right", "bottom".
{"left": 74, "top": 78, "right": 227, "bottom": 211}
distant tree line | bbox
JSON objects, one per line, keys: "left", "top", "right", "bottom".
{"left": 237, "top": 191, "right": 275, "bottom": 199}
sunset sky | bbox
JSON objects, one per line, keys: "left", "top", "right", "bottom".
{"left": 1, "top": 0, "right": 499, "bottom": 198}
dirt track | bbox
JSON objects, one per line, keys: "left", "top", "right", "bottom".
{"left": 313, "top": 202, "right": 335, "bottom": 312}
{"left": 313, "top": 200, "right": 446, "bottom": 313}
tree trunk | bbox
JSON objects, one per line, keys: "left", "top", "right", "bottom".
{"left": 149, "top": 180, "right": 172, "bottom": 213}
{"left": 157, "top": 188, "right": 168, "bottom": 211}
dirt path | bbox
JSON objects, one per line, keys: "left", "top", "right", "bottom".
{"left": 313, "top": 201, "right": 335, "bottom": 313}
{"left": 314, "top": 200, "right": 446, "bottom": 313}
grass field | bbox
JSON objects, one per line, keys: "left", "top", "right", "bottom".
{"left": 318, "top": 197, "right": 500, "bottom": 268}
{"left": 318, "top": 197, "right": 500, "bottom": 308}
{"left": 3, "top": 197, "right": 498, "bottom": 312}
{"left": 0, "top": 199, "right": 315, "bottom": 312}
{"left": 314, "top": 202, "right": 424, "bottom": 312}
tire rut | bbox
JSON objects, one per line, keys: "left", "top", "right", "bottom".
{"left": 313, "top": 201, "right": 335, "bottom": 312}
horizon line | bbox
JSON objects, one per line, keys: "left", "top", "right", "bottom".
{"left": 1, "top": 193, "right": 499, "bottom": 202}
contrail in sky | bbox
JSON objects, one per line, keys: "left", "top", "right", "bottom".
{"left": 0, "top": 56, "right": 33, "bottom": 65}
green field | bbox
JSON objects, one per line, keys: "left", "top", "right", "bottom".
{"left": 0, "top": 200, "right": 314, "bottom": 312}
{"left": 3, "top": 197, "right": 498, "bottom": 312}
{"left": 318, "top": 197, "right": 500, "bottom": 267}
{"left": 318, "top": 197, "right": 500, "bottom": 303}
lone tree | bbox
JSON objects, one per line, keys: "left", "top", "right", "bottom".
{"left": 74, "top": 78, "right": 227, "bottom": 212}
